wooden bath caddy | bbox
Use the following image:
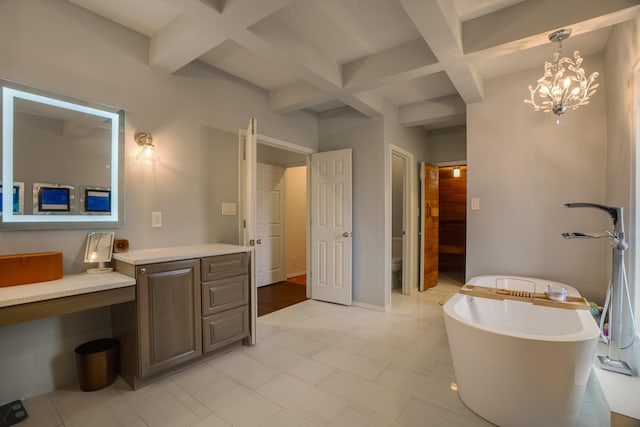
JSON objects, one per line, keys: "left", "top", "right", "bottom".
{"left": 459, "top": 284, "right": 590, "bottom": 310}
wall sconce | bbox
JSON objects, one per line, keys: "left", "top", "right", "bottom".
{"left": 453, "top": 167, "right": 461, "bottom": 178}
{"left": 134, "top": 132, "right": 160, "bottom": 164}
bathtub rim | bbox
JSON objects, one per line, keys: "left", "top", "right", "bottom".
{"left": 444, "top": 275, "right": 600, "bottom": 343}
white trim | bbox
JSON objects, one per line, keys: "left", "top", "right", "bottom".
{"left": 352, "top": 301, "right": 386, "bottom": 312}
{"left": 239, "top": 129, "right": 316, "bottom": 155}
{"left": 306, "top": 155, "right": 312, "bottom": 300}
{"left": 435, "top": 160, "right": 467, "bottom": 167}
{"left": 286, "top": 271, "right": 306, "bottom": 279}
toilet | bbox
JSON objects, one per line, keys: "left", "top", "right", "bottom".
{"left": 391, "top": 257, "right": 402, "bottom": 288}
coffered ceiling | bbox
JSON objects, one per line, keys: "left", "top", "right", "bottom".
{"left": 67, "top": 0, "right": 640, "bottom": 129}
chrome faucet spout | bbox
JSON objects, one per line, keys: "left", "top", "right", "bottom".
{"left": 561, "top": 232, "right": 612, "bottom": 239}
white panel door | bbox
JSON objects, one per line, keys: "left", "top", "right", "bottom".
{"left": 310, "top": 149, "right": 352, "bottom": 305}
{"left": 240, "top": 117, "right": 257, "bottom": 345}
{"left": 256, "top": 162, "right": 285, "bottom": 287}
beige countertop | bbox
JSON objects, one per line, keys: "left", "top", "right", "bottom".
{"left": 0, "top": 271, "right": 135, "bottom": 308}
{"left": 112, "top": 243, "right": 252, "bottom": 265}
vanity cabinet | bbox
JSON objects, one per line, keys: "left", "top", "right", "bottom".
{"left": 137, "top": 259, "right": 201, "bottom": 378}
{"left": 112, "top": 246, "right": 251, "bottom": 389}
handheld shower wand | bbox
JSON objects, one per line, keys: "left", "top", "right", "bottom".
{"left": 563, "top": 202, "right": 633, "bottom": 375}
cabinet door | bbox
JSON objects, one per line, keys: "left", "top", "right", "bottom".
{"left": 203, "top": 306, "right": 249, "bottom": 353}
{"left": 137, "top": 259, "right": 202, "bottom": 377}
{"left": 201, "top": 253, "right": 248, "bottom": 282}
{"left": 202, "top": 275, "right": 249, "bottom": 316}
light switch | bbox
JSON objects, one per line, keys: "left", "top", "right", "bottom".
{"left": 152, "top": 211, "right": 162, "bottom": 227}
{"left": 221, "top": 202, "right": 237, "bottom": 216}
{"left": 471, "top": 198, "right": 480, "bottom": 210}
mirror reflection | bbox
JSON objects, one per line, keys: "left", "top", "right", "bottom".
{"left": 0, "top": 81, "right": 124, "bottom": 229}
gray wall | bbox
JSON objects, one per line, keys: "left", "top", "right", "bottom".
{"left": 318, "top": 108, "right": 385, "bottom": 307}
{"left": 427, "top": 126, "right": 467, "bottom": 163}
{"left": 603, "top": 15, "right": 640, "bottom": 375}
{"left": 391, "top": 154, "right": 404, "bottom": 239}
{"left": 0, "top": 0, "right": 317, "bottom": 402}
{"left": 467, "top": 53, "right": 609, "bottom": 303}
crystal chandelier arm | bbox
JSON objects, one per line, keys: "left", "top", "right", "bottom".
{"left": 524, "top": 29, "right": 599, "bottom": 117}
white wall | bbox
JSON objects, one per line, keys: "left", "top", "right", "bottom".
{"left": 318, "top": 108, "right": 385, "bottom": 307}
{"left": 0, "top": 0, "right": 317, "bottom": 402}
{"left": 285, "top": 166, "right": 307, "bottom": 277}
{"left": 427, "top": 126, "right": 467, "bottom": 163}
{"left": 603, "top": 15, "right": 640, "bottom": 375}
{"left": 467, "top": 54, "right": 609, "bottom": 303}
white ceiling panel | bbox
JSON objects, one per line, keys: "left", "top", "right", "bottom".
{"left": 199, "top": 40, "right": 299, "bottom": 90}
{"left": 307, "top": 99, "right": 347, "bottom": 113}
{"left": 452, "top": 0, "right": 526, "bottom": 22}
{"left": 367, "top": 72, "right": 458, "bottom": 107}
{"left": 274, "top": 0, "right": 420, "bottom": 64}
{"left": 67, "top": 0, "right": 178, "bottom": 37}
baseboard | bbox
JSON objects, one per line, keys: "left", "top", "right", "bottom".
{"left": 352, "top": 301, "right": 386, "bottom": 312}
{"left": 286, "top": 271, "right": 306, "bottom": 279}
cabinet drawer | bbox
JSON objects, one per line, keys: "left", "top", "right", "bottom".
{"left": 202, "top": 275, "right": 248, "bottom": 316}
{"left": 202, "top": 306, "right": 249, "bottom": 353}
{"left": 201, "top": 253, "right": 248, "bottom": 282}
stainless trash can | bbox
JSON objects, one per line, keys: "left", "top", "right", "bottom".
{"left": 74, "top": 338, "right": 119, "bottom": 391}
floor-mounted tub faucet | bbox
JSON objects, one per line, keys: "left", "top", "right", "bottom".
{"left": 562, "top": 203, "right": 628, "bottom": 251}
{"left": 562, "top": 202, "right": 633, "bottom": 376}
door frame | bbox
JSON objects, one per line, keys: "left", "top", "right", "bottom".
{"left": 238, "top": 130, "right": 316, "bottom": 300}
{"left": 386, "top": 145, "right": 417, "bottom": 306}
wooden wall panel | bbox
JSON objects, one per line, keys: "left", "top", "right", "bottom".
{"left": 439, "top": 166, "right": 467, "bottom": 273}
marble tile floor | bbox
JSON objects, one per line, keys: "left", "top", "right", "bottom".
{"left": 19, "top": 275, "right": 601, "bottom": 426}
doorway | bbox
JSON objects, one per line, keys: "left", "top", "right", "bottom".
{"left": 241, "top": 125, "right": 353, "bottom": 313}
{"left": 255, "top": 143, "right": 309, "bottom": 316}
{"left": 438, "top": 165, "right": 467, "bottom": 284}
{"left": 388, "top": 145, "right": 417, "bottom": 305}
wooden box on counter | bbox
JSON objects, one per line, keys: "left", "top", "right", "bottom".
{"left": 0, "top": 252, "right": 63, "bottom": 287}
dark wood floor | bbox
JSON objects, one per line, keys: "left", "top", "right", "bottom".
{"left": 258, "top": 280, "right": 307, "bottom": 317}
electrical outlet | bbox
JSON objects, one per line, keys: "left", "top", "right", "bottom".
{"left": 152, "top": 211, "right": 162, "bottom": 228}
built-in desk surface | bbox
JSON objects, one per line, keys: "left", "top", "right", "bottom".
{"left": 0, "top": 272, "right": 135, "bottom": 326}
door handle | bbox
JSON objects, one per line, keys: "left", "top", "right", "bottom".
{"left": 256, "top": 238, "right": 262, "bottom": 244}
{"left": 342, "top": 232, "right": 351, "bottom": 238}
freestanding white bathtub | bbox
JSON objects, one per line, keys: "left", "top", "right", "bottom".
{"left": 443, "top": 275, "right": 599, "bottom": 427}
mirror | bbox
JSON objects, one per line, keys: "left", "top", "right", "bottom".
{"left": 84, "top": 231, "right": 115, "bottom": 273}
{"left": 0, "top": 80, "right": 124, "bottom": 230}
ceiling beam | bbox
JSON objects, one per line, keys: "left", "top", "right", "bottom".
{"left": 150, "top": 0, "right": 293, "bottom": 73}
{"left": 397, "top": 0, "right": 462, "bottom": 60}
{"left": 398, "top": 95, "right": 466, "bottom": 127}
{"left": 463, "top": 0, "right": 640, "bottom": 54}
{"left": 445, "top": 63, "right": 484, "bottom": 104}
{"left": 234, "top": 15, "right": 388, "bottom": 117}
{"left": 398, "top": 0, "right": 484, "bottom": 104}
{"left": 343, "top": 92, "right": 391, "bottom": 118}
{"left": 342, "top": 39, "right": 442, "bottom": 93}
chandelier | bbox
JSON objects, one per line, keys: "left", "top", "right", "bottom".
{"left": 525, "top": 28, "right": 599, "bottom": 119}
